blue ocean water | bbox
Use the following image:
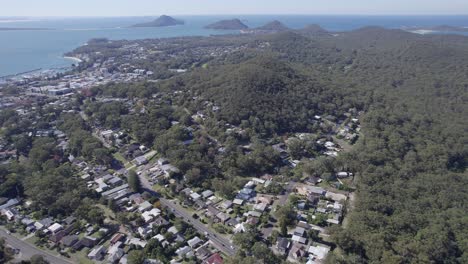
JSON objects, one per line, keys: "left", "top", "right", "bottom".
{"left": 1, "top": 15, "right": 468, "bottom": 77}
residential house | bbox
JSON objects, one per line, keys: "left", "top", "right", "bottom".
{"left": 108, "top": 243, "right": 125, "bottom": 263}
{"left": 276, "top": 237, "right": 291, "bottom": 255}
{"left": 294, "top": 227, "right": 306, "bottom": 237}
{"left": 202, "top": 190, "right": 214, "bottom": 199}
{"left": 176, "top": 246, "right": 192, "bottom": 258}
{"left": 142, "top": 208, "right": 161, "bottom": 223}
{"left": 190, "top": 192, "right": 202, "bottom": 201}
{"left": 196, "top": 245, "right": 211, "bottom": 260}
{"left": 138, "top": 201, "right": 152, "bottom": 212}
{"left": 289, "top": 243, "right": 307, "bottom": 260}
{"left": 236, "top": 188, "right": 255, "bottom": 201}
{"left": 110, "top": 233, "right": 125, "bottom": 245}
{"left": 133, "top": 156, "right": 148, "bottom": 166}
{"left": 153, "top": 216, "right": 169, "bottom": 227}
{"left": 88, "top": 245, "right": 107, "bottom": 261}
{"left": 253, "top": 203, "right": 267, "bottom": 213}
{"left": 308, "top": 244, "right": 331, "bottom": 261}
{"left": 215, "top": 212, "right": 230, "bottom": 224}
{"left": 325, "top": 192, "right": 347, "bottom": 202}
{"left": 168, "top": 226, "right": 179, "bottom": 235}
{"left": 61, "top": 235, "right": 79, "bottom": 247}
{"left": 48, "top": 223, "right": 63, "bottom": 234}
{"left": 203, "top": 253, "right": 223, "bottom": 264}
{"left": 292, "top": 235, "right": 307, "bottom": 244}
{"left": 220, "top": 200, "right": 233, "bottom": 210}
{"left": 187, "top": 236, "right": 203, "bottom": 248}
{"left": 232, "top": 199, "right": 244, "bottom": 206}
{"left": 138, "top": 225, "right": 153, "bottom": 237}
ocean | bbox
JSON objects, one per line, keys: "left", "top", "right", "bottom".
{"left": 1, "top": 15, "right": 468, "bottom": 77}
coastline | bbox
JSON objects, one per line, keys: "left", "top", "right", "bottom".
{"left": 408, "top": 29, "right": 435, "bottom": 35}
{"left": 0, "top": 68, "right": 42, "bottom": 79}
{"left": 63, "top": 56, "right": 83, "bottom": 63}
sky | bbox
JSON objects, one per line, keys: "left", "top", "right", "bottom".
{"left": 1, "top": 0, "right": 468, "bottom": 17}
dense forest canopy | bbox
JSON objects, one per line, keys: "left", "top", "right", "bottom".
{"left": 160, "top": 29, "right": 468, "bottom": 263}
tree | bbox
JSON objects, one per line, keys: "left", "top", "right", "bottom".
{"left": 233, "top": 232, "right": 256, "bottom": 251}
{"left": 279, "top": 218, "right": 288, "bottom": 236}
{"left": 276, "top": 204, "right": 296, "bottom": 226}
{"left": 30, "top": 254, "right": 50, "bottom": 264}
{"left": 252, "top": 242, "right": 283, "bottom": 264}
{"left": 0, "top": 238, "right": 13, "bottom": 263}
{"left": 128, "top": 170, "right": 141, "bottom": 193}
{"left": 87, "top": 207, "right": 105, "bottom": 225}
{"left": 287, "top": 138, "right": 304, "bottom": 160}
{"left": 127, "top": 249, "right": 145, "bottom": 264}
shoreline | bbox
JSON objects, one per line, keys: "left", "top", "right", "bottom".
{"left": 408, "top": 29, "right": 435, "bottom": 35}
{"left": 63, "top": 56, "right": 83, "bottom": 63}
{"left": 0, "top": 68, "right": 42, "bottom": 79}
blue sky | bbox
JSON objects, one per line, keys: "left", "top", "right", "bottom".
{"left": 2, "top": 0, "right": 468, "bottom": 17}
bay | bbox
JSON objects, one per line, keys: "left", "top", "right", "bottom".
{"left": 1, "top": 15, "right": 468, "bottom": 77}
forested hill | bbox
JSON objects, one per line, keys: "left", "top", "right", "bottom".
{"left": 62, "top": 26, "right": 468, "bottom": 263}
{"left": 157, "top": 28, "right": 468, "bottom": 263}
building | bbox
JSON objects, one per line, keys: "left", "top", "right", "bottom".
{"left": 187, "top": 236, "right": 203, "bottom": 248}
{"left": 133, "top": 156, "right": 148, "bottom": 166}
{"left": 203, "top": 253, "right": 223, "bottom": 264}
{"left": 48, "top": 223, "right": 63, "bottom": 234}
{"left": 88, "top": 245, "right": 107, "bottom": 261}
{"left": 308, "top": 244, "right": 331, "bottom": 261}
{"left": 276, "top": 237, "right": 291, "bottom": 255}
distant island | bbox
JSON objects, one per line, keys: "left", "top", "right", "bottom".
{"left": 256, "top": 20, "right": 290, "bottom": 31}
{"left": 300, "top": 24, "right": 328, "bottom": 34}
{"left": 0, "top": 27, "right": 51, "bottom": 31}
{"left": 131, "top": 15, "right": 184, "bottom": 27}
{"left": 240, "top": 20, "right": 290, "bottom": 34}
{"left": 205, "top": 19, "right": 249, "bottom": 30}
{"left": 404, "top": 25, "right": 468, "bottom": 33}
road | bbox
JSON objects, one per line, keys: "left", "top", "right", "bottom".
{"left": 78, "top": 110, "right": 236, "bottom": 256}
{"left": 0, "top": 228, "right": 72, "bottom": 264}
{"left": 159, "top": 198, "right": 236, "bottom": 255}
{"left": 79, "top": 111, "right": 112, "bottom": 148}
{"left": 137, "top": 174, "right": 237, "bottom": 256}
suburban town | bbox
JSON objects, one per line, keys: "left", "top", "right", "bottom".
{"left": 0, "top": 34, "right": 363, "bottom": 264}
{"left": 2, "top": 1, "right": 468, "bottom": 263}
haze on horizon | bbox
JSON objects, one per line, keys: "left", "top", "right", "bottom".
{"left": 1, "top": 0, "right": 468, "bottom": 17}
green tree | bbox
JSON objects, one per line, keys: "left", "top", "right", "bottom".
{"left": 128, "top": 170, "right": 141, "bottom": 193}
{"left": 30, "top": 254, "right": 50, "bottom": 264}
{"left": 127, "top": 249, "right": 145, "bottom": 264}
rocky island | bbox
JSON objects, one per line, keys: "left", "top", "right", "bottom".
{"left": 205, "top": 19, "right": 249, "bottom": 30}
{"left": 131, "top": 15, "right": 184, "bottom": 27}
{"left": 256, "top": 20, "right": 290, "bottom": 31}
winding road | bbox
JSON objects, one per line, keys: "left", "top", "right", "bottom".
{"left": 137, "top": 173, "right": 237, "bottom": 256}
